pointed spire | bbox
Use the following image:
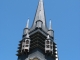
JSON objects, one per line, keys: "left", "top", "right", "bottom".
{"left": 26, "top": 18, "right": 29, "bottom": 28}
{"left": 49, "top": 19, "right": 52, "bottom": 30}
{"left": 23, "top": 18, "right": 29, "bottom": 35}
{"left": 33, "top": 0, "right": 46, "bottom": 27}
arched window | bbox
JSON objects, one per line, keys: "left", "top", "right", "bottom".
{"left": 26, "top": 40, "right": 29, "bottom": 44}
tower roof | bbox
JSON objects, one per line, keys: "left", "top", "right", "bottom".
{"left": 34, "top": 0, "right": 46, "bottom": 26}
{"left": 30, "top": 0, "right": 48, "bottom": 32}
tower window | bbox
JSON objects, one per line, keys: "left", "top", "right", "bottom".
{"left": 46, "top": 41, "right": 49, "bottom": 44}
{"left": 26, "top": 40, "right": 29, "bottom": 44}
{"left": 26, "top": 45, "right": 28, "bottom": 47}
{"left": 46, "top": 45, "right": 49, "bottom": 48}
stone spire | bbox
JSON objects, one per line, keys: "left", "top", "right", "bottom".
{"left": 48, "top": 20, "right": 54, "bottom": 37}
{"left": 49, "top": 20, "right": 52, "bottom": 30}
{"left": 23, "top": 18, "right": 29, "bottom": 35}
{"left": 34, "top": 0, "right": 45, "bottom": 25}
{"left": 26, "top": 18, "right": 29, "bottom": 28}
{"left": 30, "top": 0, "right": 48, "bottom": 31}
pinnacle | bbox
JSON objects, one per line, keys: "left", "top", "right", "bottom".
{"left": 49, "top": 20, "right": 52, "bottom": 30}
{"left": 26, "top": 18, "right": 29, "bottom": 28}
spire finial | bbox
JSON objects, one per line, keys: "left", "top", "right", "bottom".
{"left": 49, "top": 19, "right": 52, "bottom": 30}
{"left": 26, "top": 18, "right": 29, "bottom": 28}
{"left": 31, "top": 0, "right": 47, "bottom": 30}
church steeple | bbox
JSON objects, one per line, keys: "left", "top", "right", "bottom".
{"left": 34, "top": 0, "right": 46, "bottom": 25}
{"left": 16, "top": 0, "right": 59, "bottom": 60}
{"left": 30, "top": 0, "right": 48, "bottom": 32}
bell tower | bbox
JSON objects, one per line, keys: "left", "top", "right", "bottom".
{"left": 16, "top": 0, "right": 59, "bottom": 60}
